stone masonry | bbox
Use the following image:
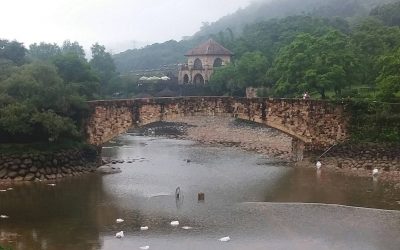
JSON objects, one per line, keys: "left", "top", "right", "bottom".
{"left": 85, "top": 97, "right": 349, "bottom": 155}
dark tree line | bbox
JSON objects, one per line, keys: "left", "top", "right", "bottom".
{"left": 0, "top": 39, "right": 117, "bottom": 144}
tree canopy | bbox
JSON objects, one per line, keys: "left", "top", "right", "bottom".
{"left": 0, "top": 40, "right": 118, "bottom": 144}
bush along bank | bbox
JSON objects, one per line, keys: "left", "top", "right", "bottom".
{"left": 0, "top": 146, "right": 101, "bottom": 182}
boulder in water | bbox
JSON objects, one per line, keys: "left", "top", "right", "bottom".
{"left": 96, "top": 165, "right": 122, "bottom": 174}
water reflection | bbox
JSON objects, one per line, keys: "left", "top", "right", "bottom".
{"left": 1, "top": 135, "right": 400, "bottom": 250}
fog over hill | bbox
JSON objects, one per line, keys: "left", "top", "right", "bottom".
{"left": 113, "top": 0, "right": 395, "bottom": 73}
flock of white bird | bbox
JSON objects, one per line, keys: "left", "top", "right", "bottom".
{"left": 113, "top": 218, "right": 231, "bottom": 249}
{"left": 316, "top": 160, "right": 380, "bottom": 178}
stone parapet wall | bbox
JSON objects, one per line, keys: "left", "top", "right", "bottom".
{"left": 0, "top": 147, "right": 101, "bottom": 182}
{"left": 86, "top": 97, "right": 350, "bottom": 151}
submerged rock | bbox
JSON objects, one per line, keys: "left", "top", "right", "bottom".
{"left": 96, "top": 165, "right": 122, "bottom": 174}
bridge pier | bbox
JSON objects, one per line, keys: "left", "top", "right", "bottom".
{"left": 291, "top": 138, "right": 305, "bottom": 161}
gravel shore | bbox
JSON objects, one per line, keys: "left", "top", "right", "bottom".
{"left": 138, "top": 116, "right": 293, "bottom": 161}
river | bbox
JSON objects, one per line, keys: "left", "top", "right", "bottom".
{"left": 1, "top": 134, "right": 400, "bottom": 249}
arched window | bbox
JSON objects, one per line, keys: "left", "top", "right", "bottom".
{"left": 213, "top": 58, "right": 223, "bottom": 67}
{"left": 193, "top": 58, "right": 203, "bottom": 70}
{"left": 193, "top": 74, "right": 205, "bottom": 85}
{"left": 183, "top": 74, "right": 189, "bottom": 84}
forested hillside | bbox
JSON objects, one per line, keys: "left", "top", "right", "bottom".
{"left": 113, "top": 0, "right": 394, "bottom": 73}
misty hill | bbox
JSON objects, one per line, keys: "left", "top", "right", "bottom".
{"left": 113, "top": 0, "right": 394, "bottom": 73}
{"left": 193, "top": 0, "right": 392, "bottom": 38}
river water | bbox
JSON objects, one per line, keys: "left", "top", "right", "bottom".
{"left": 1, "top": 134, "right": 400, "bottom": 250}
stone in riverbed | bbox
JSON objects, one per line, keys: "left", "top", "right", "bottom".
{"left": 96, "top": 165, "right": 122, "bottom": 174}
{"left": 14, "top": 176, "right": 24, "bottom": 181}
{"left": 10, "top": 165, "right": 19, "bottom": 171}
{"left": 8, "top": 171, "right": 18, "bottom": 178}
{"left": 29, "top": 166, "right": 38, "bottom": 173}
{"left": 18, "top": 169, "right": 26, "bottom": 176}
{"left": 24, "top": 173, "right": 35, "bottom": 181}
{"left": 0, "top": 168, "right": 7, "bottom": 178}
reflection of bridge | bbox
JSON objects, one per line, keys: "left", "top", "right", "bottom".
{"left": 85, "top": 97, "right": 349, "bottom": 159}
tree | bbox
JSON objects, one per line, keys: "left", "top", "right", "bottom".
{"left": 350, "top": 18, "right": 400, "bottom": 87}
{"left": 89, "top": 43, "right": 117, "bottom": 92}
{"left": 376, "top": 47, "right": 400, "bottom": 101}
{"left": 236, "top": 52, "right": 269, "bottom": 88}
{"left": 29, "top": 42, "right": 61, "bottom": 61}
{"left": 270, "top": 30, "right": 357, "bottom": 98}
{"left": 370, "top": 1, "right": 400, "bottom": 26}
{"left": 209, "top": 64, "right": 239, "bottom": 96}
{"left": 0, "top": 62, "right": 84, "bottom": 142}
{"left": 61, "top": 40, "right": 85, "bottom": 58}
{"left": 0, "top": 39, "right": 26, "bottom": 65}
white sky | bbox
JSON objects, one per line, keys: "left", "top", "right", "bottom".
{"left": 1, "top": 0, "right": 254, "bottom": 53}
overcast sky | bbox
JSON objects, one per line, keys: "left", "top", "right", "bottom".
{"left": 1, "top": 0, "right": 255, "bottom": 53}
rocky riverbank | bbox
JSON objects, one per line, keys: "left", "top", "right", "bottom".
{"left": 301, "top": 143, "right": 400, "bottom": 185}
{"left": 0, "top": 147, "right": 101, "bottom": 183}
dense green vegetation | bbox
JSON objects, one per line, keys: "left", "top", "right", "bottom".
{"left": 210, "top": 11, "right": 400, "bottom": 102}
{"left": 113, "top": 0, "right": 394, "bottom": 73}
{"left": 0, "top": 39, "right": 116, "bottom": 146}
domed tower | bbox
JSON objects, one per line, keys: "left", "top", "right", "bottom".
{"left": 178, "top": 39, "right": 233, "bottom": 85}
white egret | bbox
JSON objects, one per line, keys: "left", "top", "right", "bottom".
{"left": 170, "top": 221, "right": 179, "bottom": 226}
{"left": 115, "top": 231, "right": 124, "bottom": 238}
{"left": 219, "top": 236, "right": 231, "bottom": 242}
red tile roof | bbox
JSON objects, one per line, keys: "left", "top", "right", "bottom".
{"left": 185, "top": 39, "right": 233, "bottom": 56}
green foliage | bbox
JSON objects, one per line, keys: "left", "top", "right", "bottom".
{"left": 370, "top": 1, "right": 400, "bottom": 26}
{"left": 0, "top": 245, "right": 13, "bottom": 250}
{"left": 236, "top": 52, "right": 269, "bottom": 88}
{"left": 29, "top": 42, "right": 61, "bottom": 61}
{"left": 0, "top": 62, "right": 86, "bottom": 143}
{"left": 112, "top": 0, "right": 391, "bottom": 73}
{"left": 61, "top": 40, "right": 85, "bottom": 58}
{"left": 209, "top": 52, "right": 269, "bottom": 96}
{"left": 350, "top": 17, "right": 400, "bottom": 87}
{"left": 90, "top": 43, "right": 117, "bottom": 94}
{"left": 375, "top": 47, "right": 400, "bottom": 102}
{"left": 348, "top": 100, "right": 400, "bottom": 142}
{"left": 0, "top": 39, "right": 26, "bottom": 65}
{"left": 209, "top": 64, "right": 238, "bottom": 95}
{"left": 113, "top": 39, "right": 199, "bottom": 73}
{"left": 269, "top": 30, "right": 357, "bottom": 98}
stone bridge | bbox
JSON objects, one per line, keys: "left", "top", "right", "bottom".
{"left": 85, "top": 97, "right": 349, "bottom": 159}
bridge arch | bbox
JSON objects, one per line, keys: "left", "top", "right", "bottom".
{"left": 86, "top": 97, "right": 349, "bottom": 159}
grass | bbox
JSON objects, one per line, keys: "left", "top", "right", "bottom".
{"left": 0, "top": 246, "right": 13, "bottom": 250}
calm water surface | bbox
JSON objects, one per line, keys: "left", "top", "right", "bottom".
{"left": 1, "top": 134, "right": 400, "bottom": 250}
